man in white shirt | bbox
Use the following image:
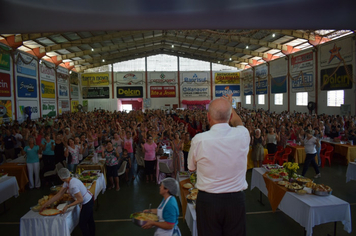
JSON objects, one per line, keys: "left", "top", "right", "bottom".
{"left": 188, "top": 94, "right": 250, "bottom": 236}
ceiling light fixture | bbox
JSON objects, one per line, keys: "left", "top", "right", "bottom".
{"left": 171, "top": 45, "right": 174, "bottom": 48}
{"left": 246, "top": 46, "right": 249, "bottom": 49}
{"left": 69, "top": 71, "right": 72, "bottom": 74}
{"left": 272, "top": 33, "right": 275, "bottom": 37}
{"left": 218, "top": 61, "right": 220, "bottom": 63}
{"left": 91, "top": 48, "right": 94, "bottom": 51}
{"left": 229, "top": 58, "right": 232, "bottom": 61}
{"left": 102, "top": 59, "right": 105, "bottom": 62}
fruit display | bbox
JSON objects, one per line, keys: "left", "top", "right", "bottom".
{"left": 190, "top": 172, "right": 197, "bottom": 185}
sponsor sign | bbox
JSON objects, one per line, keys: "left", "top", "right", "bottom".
{"left": 182, "top": 72, "right": 209, "bottom": 84}
{"left": 256, "top": 79, "right": 268, "bottom": 95}
{"left": 41, "top": 80, "right": 55, "bottom": 98}
{"left": 83, "top": 87, "right": 110, "bottom": 99}
{"left": 0, "top": 73, "right": 11, "bottom": 97}
{"left": 291, "top": 72, "right": 314, "bottom": 93}
{"left": 320, "top": 65, "right": 353, "bottom": 91}
{"left": 242, "top": 70, "right": 253, "bottom": 96}
{"left": 214, "top": 72, "right": 240, "bottom": 84}
{"left": 0, "top": 50, "right": 10, "bottom": 71}
{"left": 17, "top": 53, "right": 37, "bottom": 77}
{"left": 83, "top": 100, "right": 88, "bottom": 111}
{"left": 320, "top": 37, "right": 353, "bottom": 67}
{"left": 255, "top": 65, "right": 268, "bottom": 79}
{"left": 57, "top": 66, "right": 68, "bottom": 75}
{"left": 181, "top": 86, "right": 209, "bottom": 97}
{"left": 117, "top": 86, "right": 143, "bottom": 98}
{"left": 149, "top": 72, "right": 177, "bottom": 84}
{"left": 59, "top": 100, "right": 70, "bottom": 114}
{"left": 71, "top": 100, "right": 79, "bottom": 112}
{"left": 81, "top": 73, "right": 109, "bottom": 86}
{"left": 150, "top": 86, "right": 176, "bottom": 97}
{"left": 215, "top": 85, "right": 240, "bottom": 97}
{"left": 291, "top": 51, "right": 313, "bottom": 73}
{"left": 0, "top": 100, "right": 12, "bottom": 124}
{"left": 18, "top": 100, "right": 39, "bottom": 120}
{"left": 271, "top": 76, "right": 287, "bottom": 94}
{"left": 39, "top": 64, "right": 55, "bottom": 81}
{"left": 42, "top": 99, "right": 56, "bottom": 117}
{"left": 17, "top": 76, "right": 37, "bottom": 98}
{"left": 70, "top": 72, "right": 79, "bottom": 85}
{"left": 270, "top": 58, "right": 287, "bottom": 76}
{"left": 70, "top": 85, "right": 79, "bottom": 98}
{"left": 116, "top": 72, "right": 144, "bottom": 84}
{"left": 58, "top": 84, "right": 69, "bottom": 97}
{"left": 57, "top": 72, "right": 69, "bottom": 84}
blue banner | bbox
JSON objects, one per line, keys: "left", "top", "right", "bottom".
{"left": 17, "top": 55, "right": 37, "bottom": 77}
{"left": 17, "top": 76, "right": 37, "bottom": 98}
{"left": 291, "top": 72, "right": 314, "bottom": 92}
{"left": 215, "top": 85, "right": 240, "bottom": 97}
{"left": 256, "top": 79, "right": 268, "bottom": 95}
{"left": 271, "top": 76, "right": 287, "bottom": 94}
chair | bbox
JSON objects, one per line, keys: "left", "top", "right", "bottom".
{"left": 279, "top": 147, "right": 292, "bottom": 166}
{"left": 262, "top": 154, "right": 276, "bottom": 165}
{"left": 158, "top": 162, "right": 173, "bottom": 176}
{"left": 117, "top": 161, "right": 127, "bottom": 177}
{"left": 320, "top": 145, "right": 333, "bottom": 167}
{"left": 43, "top": 162, "right": 63, "bottom": 178}
{"left": 274, "top": 147, "right": 284, "bottom": 165}
{"left": 320, "top": 143, "right": 327, "bottom": 155}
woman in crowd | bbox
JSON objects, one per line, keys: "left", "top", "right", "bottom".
{"left": 41, "top": 133, "right": 55, "bottom": 173}
{"left": 54, "top": 133, "right": 65, "bottom": 166}
{"left": 301, "top": 130, "right": 321, "bottom": 178}
{"left": 170, "top": 132, "right": 184, "bottom": 175}
{"left": 141, "top": 135, "right": 158, "bottom": 183}
{"left": 182, "top": 132, "right": 191, "bottom": 171}
{"left": 111, "top": 132, "right": 123, "bottom": 157}
{"left": 266, "top": 126, "right": 279, "bottom": 154}
{"left": 251, "top": 129, "right": 265, "bottom": 168}
{"left": 65, "top": 138, "right": 83, "bottom": 173}
{"left": 102, "top": 141, "right": 121, "bottom": 191}
{"left": 122, "top": 149, "right": 132, "bottom": 181}
{"left": 20, "top": 136, "right": 41, "bottom": 189}
{"left": 123, "top": 130, "right": 136, "bottom": 180}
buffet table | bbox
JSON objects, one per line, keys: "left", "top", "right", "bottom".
{"left": 251, "top": 168, "right": 352, "bottom": 236}
{"left": 322, "top": 140, "right": 356, "bottom": 164}
{"left": 346, "top": 162, "right": 356, "bottom": 183}
{"left": 0, "top": 176, "right": 19, "bottom": 204}
{"left": 88, "top": 173, "right": 106, "bottom": 200}
{"left": 0, "top": 163, "right": 28, "bottom": 191}
{"left": 78, "top": 156, "right": 107, "bottom": 183}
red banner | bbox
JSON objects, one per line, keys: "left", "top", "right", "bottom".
{"left": 150, "top": 86, "right": 176, "bottom": 97}
{"left": 0, "top": 73, "right": 11, "bottom": 97}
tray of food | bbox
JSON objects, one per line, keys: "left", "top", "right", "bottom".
{"left": 82, "top": 170, "right": 101, "bottom": 176}
{"left": 263, "top": 164, "right": 283, "bottom": 171}
{"left": 296, "top": 189, "right": 307, "bottom": 195}
{"left": 277, "top": 181, "right": 289, "bottom": 186}
{"left": 39, "top": 208, "right": 62, "bottom": 216}
{"left": 50, "top": 185, "right": 63, "bottom": 193}
{"left": 131, "top": 212, "right": 158, "bottom": 226}
{"left": 30, "top": 205, "right": 42, "bottom": 212}
{"left": 267, "top": 172, "right": 283, "bottom": 182}
{"left": 285, "top": 183, "right": 303, "bottom": 191}
{"left": 183, "top": 183, "right": 193, "bottom": 189}
{"left": 312, "top": 184, "right": 332, "bottom": 196}
{"left": 179, "top": 171, "right": 189, "bottom": 177}
{"left": 296, "top": 177, "right": 312, "bottom": 186}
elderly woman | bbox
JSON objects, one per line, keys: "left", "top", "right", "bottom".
{"left": 102, "top": 141, "right": 121, "bottom": 191}
{"left": 20, "top": 136, "right": 41, "bottom": 189}
{"left": 141, "top": 135, "right": 158, "bottom": 183}
{"left": 41, "top": 168, "right": 95, "bottom": 236}
{"left": 41, "top": 133, "right": 55, "bottom": 173}
{"left": 65, "top": 138, "right": 83, "bottom": 173}
{"left": 170, "top": 132, "right": 184, "bottom": 176}
{"left": 301, "top": 130, "right": 321, "bottom": 178}
{"left": 251, "top": 129, "right": 265, "bottom": 168}
{"left": 142, "top": 178, "right": 181, "bottom": 236}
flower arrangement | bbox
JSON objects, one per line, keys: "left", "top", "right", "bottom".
{"left": 283, "top": 162, "right": 299, "bottom": 180}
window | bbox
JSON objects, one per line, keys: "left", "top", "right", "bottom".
{"left": 113, "top": 58, "right": 145, "bottom": 72}
{"left": 296, "top": 92, "right": 308, "bottom": 106}
{"left": 122, "top": 104, "right": 132, "bottom": 112}
{"left": 147, "top": 54, "right": 178, "bottom": 71}
{"left": 327, "top": 90, "right": 344, "bottom": 107}
{"left": 246, "top": 95, "right": 251, "bottom": 104}
{"left": 258, "top": 94, "right": 265, "bottom": 105}
{"left": 180, "top": 57, "right": 210, "bottom": 71}
{"left": 274, "top": 93, "right": 283, "bottom": 105}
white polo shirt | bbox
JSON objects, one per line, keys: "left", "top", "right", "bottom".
{"left": 188, "top": 123, "right": 250, "bottom": 193}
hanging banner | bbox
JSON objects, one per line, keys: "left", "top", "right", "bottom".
{"left": 17, "top": 53, "right": 37, "bottom": 77}
{"left": 81, "top": 73, "right": 109, "bottom": 86}
{"left": 0, "top": 100, "right": 12, "bottom": 124}
{"left": 0, "top": 73, "right": 11, "bottom": 97}
{"left": 58, "top": 84, "right": 69, "bottom": 97}
{"left": 271, "top": 76, "right": 287, "bottom": 94}
{"left": 0, "top": 50, "right": 10, "bottom": 71}
{"left": 149, "top": 72, "right": 177, "bottom": 84}
{"left": 117, "top": 86, "right": 143, "bottom": 98}
{"left": 42, "top": 99, "right": 56, "bottom": 117}
{"left": 83, "top": 87, "right": 110, "bottom": 99}
{"left": 270, "top": 58, "right": 287, "bottom": 76}
{"left": 57, "top": 72, "right": 69, "bottom": 84}
{"left": 214, "top": 72, "right": 240, "bottom": 84}
{"left": 256, "top": 79, "right": 268, "bottom": 95}
{"left": 290, "top": 51, "right": 313, "bottom": 73}
{"left": 40, "top": 64, "right": 55, "bottom": 81}
{"left": 18, "top": 100, "right": 39, "bottom": 120}
{"left": 116, "top": 72, "right": 144, "bottom": 84}
{"left": 59, "top": 100, "right": 70, "bottom": 114}
{"left": 320, "top": 65, "right": 353, "bottom": 91}
{"left": 215, "top": 85, "right": 240, "bottom": 97}
{"left": 150, "top": 86, "right": 176, "bottom": 97}
{"left": 242, "top": 70, "right": 253, "bottom": 96}
{"left": 320, "top": 37, "right": 353, "bottom": 68}
{"left": 83, "top": 100, "right": 88, "bottom": 111}
{"left": 17, "top": 76, "right": 37, "bottom": 98}
{"left": 255, "top": 65, "right": 268, "bottom": 79}
{"left": 41, "top": 80, "right": 55, "bottom": 98}
{"left": 181, "top": 86, "right": 209, "bottom": 97}
{"left": 70, "top": 85, "right": 79, "bottom": 98}
{"left": 182, "top": 72, "right": 209, "bottom": 84}
{"left": 71, "top": 100, "right": 79, "bottom": 112}
{"left": 70, "top": 72, "right": 79, "bottom": 85}
{"left": 291, "top": 72, "right": 314, "bottom": 93}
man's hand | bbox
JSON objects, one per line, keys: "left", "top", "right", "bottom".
{"left": 222, "top": 94, "right": 233, "bottom": 105}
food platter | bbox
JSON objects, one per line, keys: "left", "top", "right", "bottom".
{"left": 296, "top": 177, "right": 312, "bottom": 186}
{"left": 30, "top": 205, "right": 41, "bottom": 212}
{"left": 285, "top": 183, "right": 303, "bottom": 191}
{"left": 179, "top": 171, "right": 189, "bottom": 177}
{"left": 312, "top": 184, "right": 332, "bottom": 196}
{"left": 277, "top": 181, "right": 289, "bottom": 186}
{"left": 39, "top": 208, "right": 62, "bottom": 216}
{"left": 183, "top": 183, "right": 193, "bottom": 189}
{"left": 131, "top": 212, "right": 159, "bottom": 226}
{"left": 263, "top": 164, "right": 283, "bottom": 171}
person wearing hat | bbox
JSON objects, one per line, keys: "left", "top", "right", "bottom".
{"left": 40, "top": 168, "right": 95, "bottom": 236}
{"left": 142, "top": 177, "right": 181, "bottom": 236}
{"left": 301, "top": 129, "right": 321, "bottom": 178}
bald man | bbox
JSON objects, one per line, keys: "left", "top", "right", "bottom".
{"left": 188, "top": 94, "right": 250, "bottom": 236}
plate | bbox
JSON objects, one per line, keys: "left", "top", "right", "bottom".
{"left": 312, "top": 189, "right": 332, "bottom": 196}
{"left": 183, "top": 183, "right": 193, "bottom": 189}
{"left": 30, "top": 205, "right": 41, "bottom": 212}
{"left": 40, "top": 208, "right": 62, "bottom": 216}
{"left": 277, "top": 181, "right": 289, "bottom": 186}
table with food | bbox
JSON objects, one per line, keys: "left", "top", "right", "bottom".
{"left": 77, "top": 154, "right": 107, "bottom": 182}
{"left": 0, "top": 173, "right": 19, "bottom": 205}
{"left": 346, "top": 162, "right": 356, "bottom": 183}
{"left": 251, "top": 166, "right": 351, "bottom": 236}
{"left": 321, "top": 139, "right": 356, "bottom": 164}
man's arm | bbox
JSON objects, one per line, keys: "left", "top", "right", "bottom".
{"left": 222, "top": 94, "right": 243, "bottom": 127}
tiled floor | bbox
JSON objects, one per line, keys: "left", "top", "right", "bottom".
{"left": 0, "top": 163, "right": 355, "bottom": 236}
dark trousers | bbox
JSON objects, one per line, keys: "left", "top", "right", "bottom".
{"left": 196, "top": 191, "right": 246, "bottom": 236}
{"left": 267, "top": 143, "right": 277, "bottom": 154}
{"left": 79, "top": 197, "right": 95, "bottom": 236}
{"left": 144, "top": 160, "right": 155, "bottom": 175}
{"left": 183, "top": 151, "right": 189, "bottom": 171}
{"left": 42, "top": 155, "right": 55, "bottom": 173}
{"left": 302, "top": 153, "right": 319, "bottom": 176}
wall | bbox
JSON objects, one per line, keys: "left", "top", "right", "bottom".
{"left": 269, "top": 57, "right": 288, "bottom": 113}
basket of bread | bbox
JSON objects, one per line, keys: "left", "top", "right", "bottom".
{"left": 285, "top": 183, "right": 303, "bottom": 192}
{"left": 312, "top": 184, "right": 332, "bottom": 196}
{"left": 187, "top": 188, "right": 198, "bottom": 203}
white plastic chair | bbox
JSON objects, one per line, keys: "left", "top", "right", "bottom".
{"left": 159, "top": 162, "right": 173, "bottom": 175}
{"left": 117, "top": 161, "right": 127, "bottom": 177}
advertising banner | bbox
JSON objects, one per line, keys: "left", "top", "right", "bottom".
{"left": 0, "top": 73, "right": 11, "bottom": 97}
{"left": 181, "top": 86, "right": 209, "bottom": 97}
{"left": 83, "top": 87, "right": 110, "bottom": 99}
{"left": 41, "top": 80, "right": 55, "bottom": 98}
{"left": 59, "top": 100, "right": 70, "bottom": 114}
{"left": 320, "top": 37, "right": 353, "bottom": 68}
{"left": 17, "top": 53, "right": 37, "bottom": 77}
{"left": 215, "top": 85, "right": 240, "bottom": 97}
{"left": 291, "top": 72, "right": 314, "bottom": 93}
{"left": 70, "top": 85, "right": 79, "bottom": 98}
{"left": 42, "top": 99, "right": 56, "bottom": 117}
{"left": 18, "top": 100, "right": 39, "bottom": 120}
{"left": 116, "top": 72, "right": 143, "bottom": 84}
{"left": 150, "top": 86, "right": 176, "bottom": 97}
{"left": 117, "top": 86, "right": 143, "bottom": 98}
{"left": 182, "top": 72, "right": 209, "bottom": 84}
{"left": 242, "top": 69, "right": 253, "bottom": 96}
{"left": 256, "top": 79, "right": 268, "bottom": 95}
{"left": 255, "top": 65, "right": 268, "bottom": 79}
{"left": 70, "top": 72, "right": 79, "bottom": 85}
{"left": 320, "top": 65, "right": 353, "bottom": 91}
{"left": 58, "top": 84, "right": 69, "bottom": 97}
{"left": 0, "top": 50, "right": 10, "bottom": 71}
{"left": 270, "top": 58, "right": 287, "bottom": 76}
{"left": 214, "top": 72, "right": 240, "bottom": 84}
{"left": 57, "top": 72, "right": 69, "bottom": 84}
{"left": 0, "top": 100, "right": 12, "bottom": 124}
{"left": 271, "top": 76, "right": 287, "bottom": 94}
{"left": 17, "top": 76, "right": 37, "bottom": 98}
{"left": 83, "top": 100, "right": 88, "bottom": 111}
{"left": 71, "top": 100, "right": 79, "bottom": 112}
{"left": 81, "top": 73, "right": 109, "bottom": 86}
{"left": 290, "top": 51, "right": 313, "bottom": 73}
{"left": 149, "top": 72, "right": 177, "bottom": 84}
{"left": 39, "top": 64, "right": 55, "bottom": 81}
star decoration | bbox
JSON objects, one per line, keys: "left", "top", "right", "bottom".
{"left": 328, "top": 44, "right": 343, "bottom": 63}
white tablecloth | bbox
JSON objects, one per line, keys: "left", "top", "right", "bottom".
{"left": 20, "top": 205, "right": 80, "bottom": 236}
{"left": 156, "top": 156, "right": 173, "bottom": 184}
{"left": 185, "top": 203, "right": 198, "bottom": 236}
{"left": 0, "top": 176, "right": 19, "bottom": 204}
{"left": 93, "top": 173, "right": 106, "bottom": 200}
{"left": 251, "top": 168, "right": 352, "bottom": 236}
{"left": 346, "top": 162, "right": 356, "bottom": 183}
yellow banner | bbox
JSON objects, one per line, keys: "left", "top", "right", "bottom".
{"left": 71, "top": 100, "right": 79, "bottom": 113}
{"left": 214, "top": 72, "right": 240, "bottom": 84}
{"left": 81, "top": 73, "right": 109, "bottom": 86}
{"left": 41, "top": 80, "right": 55, "bottom": 98}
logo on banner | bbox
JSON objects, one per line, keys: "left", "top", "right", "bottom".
{"left": 150, "top": 86, "right": 176, "bottom": 97}
{"left": 71, "top": 100, "right": 79, "bottom": 112}
{"left": 83, "top": 87, "right": 110, "bottom": 99}
{"left": 58, "top": 84, "right": 68, "bottom": 97}
{"left": 71, "top": 85, "right": 79, "bottom": 98}
{"left": 0, "top": 52, "right": 10, "bottom": 71}
{"left": 182, "top": 86, "right": 209, "bottom": 97}
{"left": 183, "top": 74, "right": 208, "bottom": 83}
{"left": 0, "top": 100, "right": 12, "bottom": 124}
{"left": 215, "top": 85, "right": 240, "bottom": 97}
{"left": 214, "top": 72, "right": 240, "bottom": 84}
{"left": 117, "top": 86, "right": 143, "bottom": 98}
{"left": 328, "top": 44, "right": 343, "bottom": 64}
{"left": 291, "top": 52, "right": 313, "bottom": 73}
{"left": 17, "top": 76, "right": 37, "bottom": 98}
{"left": 0, "top": 73, "right": 11, "bottom": 97}
{"left": 42, "top": 100, "right": 56, "bottom": 117}
{"left": 17, "top": 54, "right": 37, "bottom": 77}
{"left": 81, "top": 73, "right": 109, "bottom": 86}
{"left": 291, "top": 73, "right": 314, "bottom": 92}
{"left": 123, "top": 73, "right": 138, "bottom": 80}
{"left": 321, "top": 65, "right": 353, "bottom": 91}
{"left": 149, "top": 73, "right": 176, "bottom": 84}
{"left": 41, "top": 81, "right": 55, "bottom": 98}
{"left": 256, "top": 79, "right": 268, "bottom": 95}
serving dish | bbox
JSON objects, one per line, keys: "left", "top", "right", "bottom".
{"left": 312, "top": 189, "right": 332, "bottom": 196}
{"left": 131, "top": 212, "right": 158, "bottom": 226}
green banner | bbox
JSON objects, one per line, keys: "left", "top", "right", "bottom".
{"left": 0, "top": 50, "right": 10, "bottom": 71}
